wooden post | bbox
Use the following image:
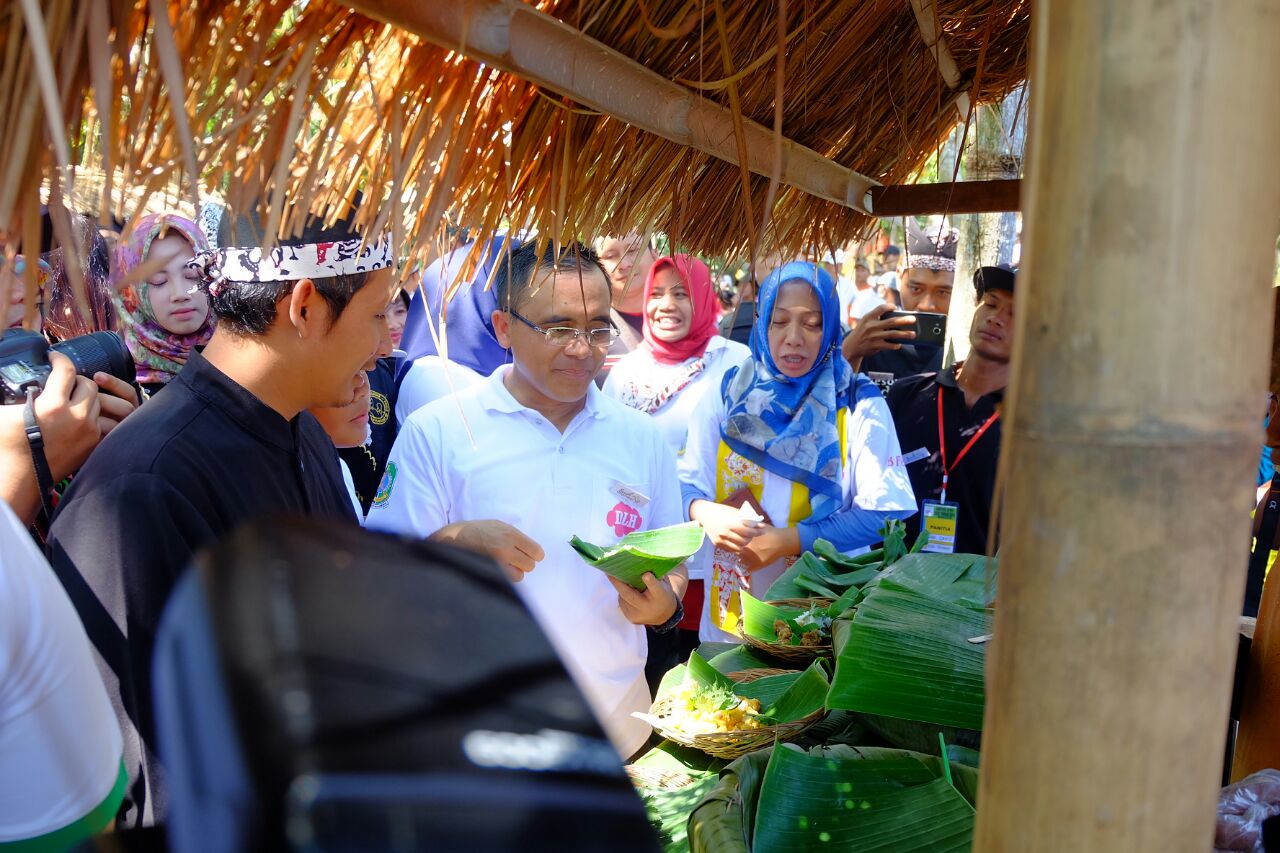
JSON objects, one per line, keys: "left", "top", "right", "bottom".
{"left": 975, "top": 2, "right": 1280, "bottom": 851}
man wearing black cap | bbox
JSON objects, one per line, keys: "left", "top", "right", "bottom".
{"left": 843, "top": 223, "right": 959, "bottom": 387}
{"left": 884, "top": 265, "right": 1015, "bottom": 556}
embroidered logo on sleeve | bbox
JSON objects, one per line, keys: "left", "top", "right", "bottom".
{"left": 372, "top": 462, "right": 398, "bottom": 508}
{"left": 608, "top": 501, "right": 643, "bottom": 537}
{"left": 369, "top": 390, "right": 390, "bottom": 426}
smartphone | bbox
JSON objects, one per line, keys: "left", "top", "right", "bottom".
{"left": 881, "top": 311, "right": 947, "bottom": 347}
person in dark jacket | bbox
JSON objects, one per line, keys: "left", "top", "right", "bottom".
{"left": 47, "top": 219, "right": 395, "bottom": 827}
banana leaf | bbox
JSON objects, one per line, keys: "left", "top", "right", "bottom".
{"left": 751, "top": 744, "right": 975, "bottom": 853}
{"left": 880, "top": 518, "right": 910, "bottom": 565}
{"left": 570, "top": 522, "right": 705, "bottom": 590}
{"left": 859, "top": 712, "right": 981, "bottom": 756}
{"left": 813, "top": 538, "right": 883, "bottom": 569}
{"left": 732, "top": 660, "right": 829, "bottom": 722}
{"left": 706, "top": 643, "right": 779, "bottom": 674}
{"left": 827, "top": 582, "right": 991, "bottom": 730}
{"left": 740, "top": 593, "right": 831, "bottom": 645}
{"left": 764, "top": 550, "right": 879, "bottom": 601}
{"left": 857, "top": 551, "right": 996, "bottom": 608}
{"left": 830, "top": 744, "right": 981, "bottom": 808}
{"left": 687, "top": 749, "right": 772, "bottom": 853}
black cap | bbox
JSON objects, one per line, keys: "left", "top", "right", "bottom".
{"left": 974, "top": 264, "right": 1016, "bottom": 295}
{"left": 882, "top": 245, "right": 901, "bottom": 256}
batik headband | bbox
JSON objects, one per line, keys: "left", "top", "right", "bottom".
{"left": 187, "top": 235, "right": 394, "bottom": 295}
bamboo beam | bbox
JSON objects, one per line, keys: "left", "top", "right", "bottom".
{"left": 908, "top": 0, "right": 971, "bottom": 122}
{"left": 340, "top": 0, "right": 880, "bottom": 213}
{"left": 975, "top": 2, "right": 1280, "bottom": 851}
{"left": 865, "top": 179, "right": 1020, "bottom": 216}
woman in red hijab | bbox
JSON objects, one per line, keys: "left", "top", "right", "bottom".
{"left": 603, "top": 254, "right": 749, "bottom": 674}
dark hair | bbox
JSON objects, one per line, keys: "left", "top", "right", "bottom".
{"left": 208, "top": 270, "right": 369, "bottom": 337}
{"left": 204, "top": 219, "right": 375, "bottom": 337}
{"left": 394, "top": 288, "right": 411, "bottom": 311}
{"left": 43, "top": 213, "right": 117, "bottom": 340}
{"left": 494, "top": 239, "right": 609, "bottom": 312}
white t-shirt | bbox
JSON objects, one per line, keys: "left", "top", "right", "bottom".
{"left": 677, "top": 385, "right": 916, "bottom": 642}
{"left": 602, "top": 336, "right": 750, "bottom": 456}
{"left": 395, "top": 355, "right": 485, "bottom": 428}
{"left": 367, "top": 367, "right": 682, "bottom": 758}
{"left": 0, "top": 501, "right": 123, "bottom": 842}
{"left": 848, "top": 287, "right": 887, "bottom": 322}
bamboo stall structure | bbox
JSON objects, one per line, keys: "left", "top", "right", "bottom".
{"left": 975, "top": 1, "right": 1280, "bottom": 850}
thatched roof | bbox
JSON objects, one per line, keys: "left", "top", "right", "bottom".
{"left": 2, "top": 0, "right": 1029, "bottom": 284}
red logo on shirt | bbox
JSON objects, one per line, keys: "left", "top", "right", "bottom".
{"left": 609, "top": 501, "right": 643, "bottom": 537}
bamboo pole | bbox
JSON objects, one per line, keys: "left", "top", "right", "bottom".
{"left": 974, "top": 2, "right": 1280, "bottom": 851}
{"left": 339, "top": 0, "right": 879, "bottom": 213}
{"left": 908, "top": 0, "right": 971, "bottom": 122}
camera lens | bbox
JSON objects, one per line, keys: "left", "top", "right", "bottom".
{"left": 49, "top": 332, "right": 136, "bottom": 385}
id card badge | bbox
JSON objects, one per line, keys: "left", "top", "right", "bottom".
{"left": 921, "top": 500, "right": 960, "bottom": 554}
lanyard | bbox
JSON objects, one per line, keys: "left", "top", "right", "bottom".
{"left": 937, "top": 386, "right": 1000, "bottom": 503}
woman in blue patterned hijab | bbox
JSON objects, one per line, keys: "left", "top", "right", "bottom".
{"left": 720, "top": 260, "right": 856, "bottom": 522}
{"left": 679, "top": 259, "right": 917, "bottom": 640}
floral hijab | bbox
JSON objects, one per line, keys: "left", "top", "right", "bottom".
{"left": 720, "top": 261, "right": 869, "bottom": 520}
{"left": 111, "top": 213, "right": 213, "bottom": 386}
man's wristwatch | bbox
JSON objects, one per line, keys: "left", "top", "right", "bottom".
{"left": 652, "top": 596, "right": 685, "bottom": 634}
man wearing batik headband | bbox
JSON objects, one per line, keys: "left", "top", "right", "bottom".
{"left": 842, "top": 221, "right": 959, "bottom": 386}
{"left": 47, "top": 221, "right": 395, "bottom": 828}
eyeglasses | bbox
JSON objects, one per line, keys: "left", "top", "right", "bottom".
{"left": 509, "top": 310, "right": 620, "bottom": 349}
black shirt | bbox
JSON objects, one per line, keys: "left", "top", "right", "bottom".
{"left": 885, "top": 365, "right": 1003, "bottom": 555}
{"left": 46, "top": 351, "right": 355, "bottom": 827}
{"left": 862, "top": 343, "right": 944, "bottom": 390}
{"left": 339, "top": 356, "right": 399, "bottom": 513}
{"left": 719, "top": 300, "right": 755, "bottom": 346}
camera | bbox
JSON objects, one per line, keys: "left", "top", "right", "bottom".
{"left": 0, "top": 328, "right": 135, "bottom": 405}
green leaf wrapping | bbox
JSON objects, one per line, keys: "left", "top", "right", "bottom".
{"left": 858, "top": 551, "right": 996, "bottom": 608}
{"left": 570, "top": 521, "right": 705, "bottom": 590}
{"left": 673, "top": 653, "right": 829, "bottom": 725}
{"left": 687, "top": 749, "right": 772, "bottom": 853}
{"left": 751, "top": 745, "right": 975, "bottom": 853}
{"left": 733, "top": 660, "right": 829, "bottom": 722}
{"left": 706, "top": 644, "right": 778, "bottom": 674}
{"left": 764, "top": 549, "right": 881, "bottom": 601}
{"left": 827, "top": 582, "right": 990, "bottom": 730}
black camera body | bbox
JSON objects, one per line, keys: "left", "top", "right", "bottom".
{"left": 0, "top": 328, "right": 135, "bottom": 405}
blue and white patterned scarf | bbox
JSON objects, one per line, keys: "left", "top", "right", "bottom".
{"left": 720, "top": 261, "right": 856, "bottom": 520}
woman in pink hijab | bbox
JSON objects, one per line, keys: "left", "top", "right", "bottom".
{"left": 603, "top": 254, "right": 749, "bottom": 669}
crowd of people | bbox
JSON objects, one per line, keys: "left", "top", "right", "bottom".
{"left": 0, "top": 205, "right": 1018, "bottom": 846}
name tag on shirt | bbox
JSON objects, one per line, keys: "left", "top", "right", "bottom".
{"left": 611, "top": 481, "right": 650, "bottom": 508}
{"left": 903, "top": 447, "right": 930, "bottom": 466}
{"left": 921, "top": 500, "right": 959, "bottom": 554}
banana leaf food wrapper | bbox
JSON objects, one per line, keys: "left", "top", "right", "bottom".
{"left": 570, "top": 521, "right": 706, "bottom": 590}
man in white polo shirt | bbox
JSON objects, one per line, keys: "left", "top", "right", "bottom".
{"left": 367, "top": 239, "right": 686, "bottom": 759}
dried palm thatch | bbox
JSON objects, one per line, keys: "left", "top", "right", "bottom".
{"left": 0, "top": 0, "right": 1028, "bottom": 306}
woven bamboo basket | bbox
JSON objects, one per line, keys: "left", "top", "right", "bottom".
{"left": 643, "top": 668, "right": 825, "bottom": 760}
{"left": 624, "top": 764, "right": 697, "bottom": 791}
{"left": 741, "top": 597, "right": 835, "bottom": 663}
